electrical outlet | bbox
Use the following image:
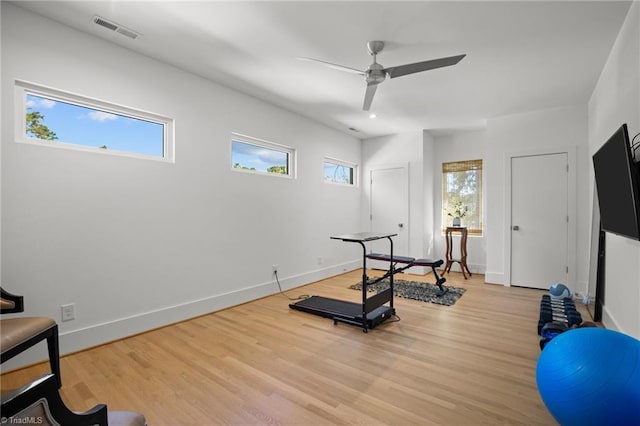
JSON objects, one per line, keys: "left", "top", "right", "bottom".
{"left": 272, "top": 264, "right": 278, "bottom": 274}
{"left": 61, "top": 303, "right": 75, "bottom": 322}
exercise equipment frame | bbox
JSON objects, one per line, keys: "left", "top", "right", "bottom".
{"left": 290, "top": 232, "right": 398, "bottom": 332}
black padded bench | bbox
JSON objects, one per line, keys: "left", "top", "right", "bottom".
{"left": 366, "top": 253, "right": 448, "bottom": 296}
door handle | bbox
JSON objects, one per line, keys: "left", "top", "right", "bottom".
{"left": 512, "top": 225, "right": 520, "bottom": 231}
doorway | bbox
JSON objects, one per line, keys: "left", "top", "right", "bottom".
{"left": 369, "top": 165, "right": 408, "bottom": 268}
{"left": 510, "top": 153, "right": 569, "bottom": 289}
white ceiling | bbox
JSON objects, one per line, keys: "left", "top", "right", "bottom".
{"left": 12, "top": 1, "right": 632, "bottom": 138}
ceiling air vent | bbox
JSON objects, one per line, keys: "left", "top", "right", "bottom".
{"left": 93, "top": 16, "right": 140, "bottom": 40}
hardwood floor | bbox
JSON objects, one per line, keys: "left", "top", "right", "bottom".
{"left": 1, "top": 270, "right": 577, "bottom": 425}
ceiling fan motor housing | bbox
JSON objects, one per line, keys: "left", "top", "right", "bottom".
{"left": 366, "top": 63, "right": 387, "bottom": 84}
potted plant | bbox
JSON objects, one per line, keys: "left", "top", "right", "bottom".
{"left": 447, "top": 201, "right": 468, "bottom": 227}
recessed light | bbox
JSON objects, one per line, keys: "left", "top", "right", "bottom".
{"left": 369, "top": 113, "right": 376, "bottom": 119}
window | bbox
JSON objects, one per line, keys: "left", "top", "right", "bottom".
{"left": 323, "top": 158, "right": 357, "bottom": 185}
{"left": 231, "top": 134, "right": 295, "bottom": 177}
{"left": 442, "top": 159, "right": 483, "bottom": 235}
{"left": 15, "top": 81, "right": 174, "bottom": 161}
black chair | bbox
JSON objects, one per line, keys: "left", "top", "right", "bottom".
{"left": 1, "top": 373, "right": 146, "bottom": 426}
{"left": 1, "top": 287, "right": 61, "bottom": 388}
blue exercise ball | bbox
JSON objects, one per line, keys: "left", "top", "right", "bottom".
{"left": 536, "top": 328, "right": 640, "bottom": 426}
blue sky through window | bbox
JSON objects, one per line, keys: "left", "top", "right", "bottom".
{"left": 324, "top": 162, "right": 353, "bottom": 184}
{"left": 232, "top": 140, "right": 288, "bottom": 173}
{"left": 26, "top": 94, "right": 164, "bottom": 157}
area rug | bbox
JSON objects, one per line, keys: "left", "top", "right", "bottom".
{"left": 349, "top": 279, "right": 466, "bottom": 306}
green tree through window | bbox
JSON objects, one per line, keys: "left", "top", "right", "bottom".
{"left": 231, "top": 139, "right": 292, "bottom": 177}
{"left": 267, "top": 165, "right": 287, "bottom": 174}
{"left": 442, "top": 159, "right": 483, "bottom": 234}
{"left": 26, "top": 110, "right": 58, "bottom": 141}
{"left": 20, "top": 88, "right": 170, "bottom": 159}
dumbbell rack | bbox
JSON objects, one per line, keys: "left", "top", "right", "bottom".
{"left": 538, "top": 295, "right": 583, "bottom": 349}
{"left": 537, "top": 295, "right": 582, "bottom": 335}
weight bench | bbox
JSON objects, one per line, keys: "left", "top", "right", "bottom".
{"left": 366, "top": 253, "right": 448, "bottom": 296}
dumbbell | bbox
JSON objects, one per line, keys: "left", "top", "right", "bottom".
{"left": 540, "top": 307, "right": 578, "bottom": 322}
{"left": 540, "top": 302, "right": 576, "bottom": 311}
{"left": 537, "top": 317, "right": 575, "bottom": 334}
{"left": 537, "top": 295, "right": 581, "bottom": 334}
{"left": 541, "top": 297, "right": 575, "bottom": 307}
{"left": 540, "top": 303, "right": 579, "bottom": 317}
{"left": 540, "top": 298, "right": 578, "bottom": 314}
{"left": 539, "top": 299, "right": 581, "bottom": 322}
{"left": 539, "top": 322, "right": 569, "bottom": 349}
{"left": 541, "top": 294, "right": 572, "bottom": 301}
{"left": 537, "top": 313, "right": 582, "bottom": 334}
{"left": 541, "top": 295, "right": 575, "bottom": 308}
{"left": 537, "top": 319, "right": 547, "bottom": 335}
{"left": 539, "top": 308, "right": 582, "bottom": 326}
{"left": 539, "top": 300, "right": 579, "bottom": 314}
{"left": 541, "top": 295, "right": 575, "bottom": 306}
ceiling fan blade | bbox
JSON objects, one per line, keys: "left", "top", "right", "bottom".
{"left": 297, "top": 57, "right": 366, "bottom": 75}
{"left": 363, "top": 82, "right": 378, "bottom": 111}
{"left": 384, "top": 54, "right": 466, "bottom": 79}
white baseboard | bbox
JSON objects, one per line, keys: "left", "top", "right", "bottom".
{"left": 484, "top": 271, "right": 506, "bottom": 285}
{"left": 402, "top": 266, "right": 428, "bottom": 275}
{"left": 601, "top": 305, "right": 622, "bottom": 332}
{"left": 440, "top": 262, "right": 486, "bottom": 275}
{"left": 573, "top": 279, "right": 589, "bottom": 298}
{"left": 1, "top": 260, "right": 360, "bottom": 373}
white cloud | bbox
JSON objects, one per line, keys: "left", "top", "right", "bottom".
{"left": 88, "top": 111, "right": 118, "bottom": 122}
{"left": 39, "top": 99, "right": 56, "bottom": 109}
{"left": 26, "top": 98, "right": 56, "bottom": 109}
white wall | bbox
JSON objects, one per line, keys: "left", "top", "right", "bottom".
{"left": 588, "top": 2, "right": 640, "bottom": 338}
{"left": 361, "top": 131, "right": 426, "bottom": 263}
{"left": 1, "top": 3, "right": 362, "bottom": 367}
{"left": 422, "top": 131, "right": 436, "bottom": 260}
{"left": 361, "top": 106, "right": 589, "bottom": 288}
{"left": 431, "top": 106, "right": 589, "bottom": 287}
{"left": 433, "top": 129, "right": 487, "bottom": 274}
{"left": 483, "top": 105, "right": 589, "bottom": 292}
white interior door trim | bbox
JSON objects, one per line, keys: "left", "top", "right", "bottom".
{"left": 503, "top": 146, "right": 577, "bottom": 288}
{"left": 369, "top": 162, "right": 410, "bottom": 253}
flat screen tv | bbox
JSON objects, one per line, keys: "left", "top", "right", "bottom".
{"left": 592, "top": 123, "right": 640, "bottom": 241}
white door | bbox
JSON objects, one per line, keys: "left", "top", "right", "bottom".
{"left": 369, "top": 166, "right": 408, "bottom": 268}
{"left": 511, "top": 153, "right": 568, "bottom": 289}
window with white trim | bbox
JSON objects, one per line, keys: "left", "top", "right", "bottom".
{"left": 231, "top": 134, "right": 295, "bottom": 177}
{"left": 15, "top": 81, "right": 174, "bottom": 161}
{"left": 323, "top": 157, "right": 357, "bottom": 185}
{"left": 442, "top": 159, "right": 483, "bottom": 234}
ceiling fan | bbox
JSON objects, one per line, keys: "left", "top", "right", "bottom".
{"left": 299, "top": 41, "right": 465, "bottom": 111}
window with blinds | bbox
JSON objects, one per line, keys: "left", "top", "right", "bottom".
{"left": 442, "top": 159, "right": 483, "bottom": 235}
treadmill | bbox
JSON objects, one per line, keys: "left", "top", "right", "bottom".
{"left": 290, "top": 232, "right": 397, "bottom": 332}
